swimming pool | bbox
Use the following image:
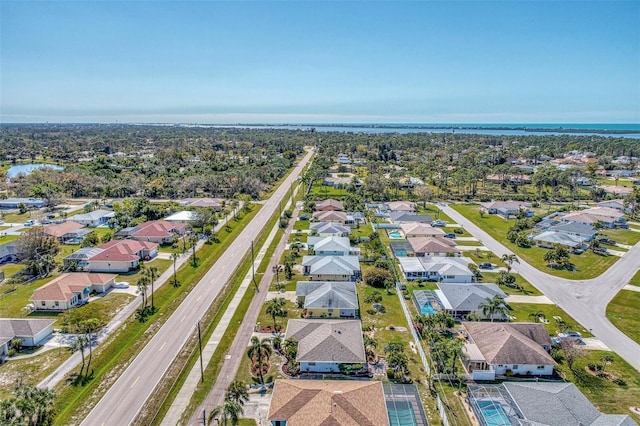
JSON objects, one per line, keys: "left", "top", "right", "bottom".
{"left": 421, "top": 304, "right": 437, "bottom": 315}
{"left": 388, "top": 231, "right": 404, "bottom": 239}
{"left": 387, "top": 400, "right": 417, "bottom": 426}
{"left": 477, "top": 400, "right": 511, "bottom": 426}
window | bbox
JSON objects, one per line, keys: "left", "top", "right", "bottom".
{"left": 41, "top": 301, "right": 46, "bottom": 306}
{"left": 55, "top": 301, "right": 60, "bottom": 307}
{"left": 537, "top": 365, "right": 546, "bottom": 369}
{"left": 512, "top": 365, "right": 518, "bottom": 369}
{"left": 308, "top": 362, "right": 316, "bottom": 366}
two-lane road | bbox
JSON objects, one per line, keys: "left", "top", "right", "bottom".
{"left": 81, "top": 148, "right": 314, "bottom": 426}
{"left": 442, "top": 204, "right": 640, "bottom": 372}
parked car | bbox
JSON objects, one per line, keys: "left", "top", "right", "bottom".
{"left": 478, "top": 262, "right": 493, "bottom": 270}
{"left": 113, "top": 282, "right": 130, "bottom": 289}
{"left": 592, "top": 247, "right": 608, "bottom": 254}
{"left": 432, "top": 220, "right": 446, "bottom": 227}
{"left": 24, "top": 219, "right": 35, "bottom": 226}
{"left": 299, "top": 214, "right": 309, "bottom": 220}
{"left": 0, "top": 220, "right": 4, "bottom": 225}
{"left": 443, "top": 233, "right": 456, "bottom": 239}
{"left": 598, "top": 237, "right": 616, "bottom": 245}
{"left": 557, "top": 331, "right": 583, "bottom": 342}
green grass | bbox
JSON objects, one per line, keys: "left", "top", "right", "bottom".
{"left": 628, "top": 270, "right": 640, "bottom": 287}
{"left": 0, "top": 234, "right": 18, "bottom": 244}
{"left": 454, "top": 240, "right": 483, "bottom": 246}
{"left": 117, "top": 258, "right": 172, "bottom": 284}
{"left": 57, "top": 293, "right": 135, "bottom": 329}
{"left": 0, "top": 274, "right": 64, "bottom": 318}
{"left": 52, "top": 205, "right": 262, "bottom": 425}
{"left": 452, "top": 203, "right": 620, "bottom": 279}
{"left": 0, "top": 262, "right": 25, "bottom": 279}
{"left": 560, "top": 350, "right": 640, "bottom": 423}
{"left": 480, "top": 272, "right": 542, "bottom": 296}
{"left": 293, "top": 219, "right": 310, "bottom": 231}
{"left": 256, "top": 299, "right": 301, "bottom": 332}
{"left": 506, "top": 302, "right": 592, "bottom": 337}
{"left": 606, "top": 290, "right": 640, "bottom": 345}
{"left": 597, "top": 228, "right": 640, "bottom": 246}
{"left": 0, "top": 349, "right": 73, "bottom": 401}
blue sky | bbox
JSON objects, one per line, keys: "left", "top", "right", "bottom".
{"left": 1, "top": 1, "right": 639, "bottom": 124}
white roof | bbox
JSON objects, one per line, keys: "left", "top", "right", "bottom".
{"left": 165, "top": 210, "right": 199, "bottom": 222}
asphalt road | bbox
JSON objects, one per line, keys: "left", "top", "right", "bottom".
{"left": 81, "top": 149, "right": 314, "bottom": 426}
{"left": 441, "top": 204, "right": 640, "bottom": 372}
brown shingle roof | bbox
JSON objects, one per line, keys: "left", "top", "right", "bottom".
{"left": 42, "top": 221, "right": 85, "bottom": 238}
{"left": 268, "top": 380, "right": 389, "bottom": 426}
{"left": 316, "top": 199, "right": 344, "bottom": 211}
{"left": 463, "top": 322, "right": 556, "bottom": 366}
{"left": 408, "top": 237, "right": 458, "bottom": 254}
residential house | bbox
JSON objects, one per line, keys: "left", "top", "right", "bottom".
{"left": 115, "top": 220, "right": 186, "bottom": 244}
{"left": 0, "top": 198, "right": 45, "bottom": 209}
{"left": 481, "top": 201, "right": 532, "bottom": 218}
{"left": 296, "top": 281, "right": 359, "bottom": 319}
{"left": 312, "top": 210, "right": 348, "bottom": 224}
{"left": 30, "top": 273, "right": 117, "bottom": 311}
{"left": 400, "top": 223, "right": 444, "bottom": 238}
{"left": 268, "top": 379, "right": 389, "bottom": 426}
{"left": 468, "top": 382, "right": 638, "bottom": 426}
{"left": 67, "top": 209, "right": 115, "bottom": 227}
{"left": 337, "top": 153, "right": 351, "bottom": 165}
{"left": 562, "top": 207, "right": 627, "bottom": 228}
{"left": 309, "top": 222, "right": 351, "bottom": 237}
{"left": 0, "top": 242, "right": 18, "bottom": 265}
{"left": 164, "top": 210, "right": 199, "bottom": 223}
{"left": 0, "top": 319, "right": 55, "bottom": 358}
{"left": 64, "top": 240, "right": 158, "bottom": 272}
{"left": 315, "top": 199, "right": 344, "bottom": 212}
{"left": 285, "top": 319, "right": 366, "bottom": 373}
{"left": 407, "top": 237, "right": 460, "bottom": 257}
{"left": 307, "top": 236, "right": 358, "bottom": 256}
{"left": 389, "top": 211, "right": 433, "bottom": 224}
{"left": 399, "top": 256, "right": 475, "bottom": 282}
{"left": 597, "top": 199, "right": 628, "bottom": 212}
{"left": 462, "top": 322, "right": 556, "bottom": 380}
{"left": 302, "top": 255, "right": 361, "bottom": 281}
{"left": 344, "top": 212, "right": 366, "bottom": 227}
{"left": 42, "top": 221, "right": 91, "bottom": 244}
{"left": 179, "top": 197, "right": 224, "bottom": 211}
{"left": 598, "top": 185, "right": 634, "bottom": 197}
{"left": 533, "top": 231, "right": 588, "bottom": 249}
{"left": 385, "top": 201, "right": 416, "bottom": 212}
{"left": 431, "top": 283, "right": 507, "bottom": 320}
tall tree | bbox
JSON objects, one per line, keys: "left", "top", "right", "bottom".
{"left": 143, "top": 266, "right": 159, "bottom": 311}
{"left": 247, "top": 337, "right": 272, "bottom": 386}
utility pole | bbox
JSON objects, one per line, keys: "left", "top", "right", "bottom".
{"left": 251, "top": 240, "right": 258, "bottom": 292}
{"left": 197, "top": 320, "right": 204, "bottom": 382}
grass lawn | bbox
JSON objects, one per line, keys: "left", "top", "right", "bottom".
{"left": 452, "top": 203, "right": 620, "bottom": 279}
{"left": 293, "top": 219, "right": 309, "bottom": 231}
{"left": 455, "top": 240, "right": 483, "bottom": 246}
{"left": 0, "top": 262, "right": 25, "bottom": 279}
{"left": 560, "top": 350, "right": 640, "bottom": 423}
{"left": 60, "top": 293, "right": 135, "bottom": 328}
{"left": 628, "top": 270, "right": 640, "bottom": 287}
{"left": 0, "top": 274, "right": 63, "bottom": 318}
{"left": 443, "top": 227, "right": 472, "bottom": 237}
{"left": 0, "top": 234, "right": 18, "bottom": 245}
{"left": 597, "top": 228, "right": 640, "bottom": 246}
{"left": 116, "top": 258, "right": 172, "bottom": 284}
{"left": 0, "top": 349, "right": 73, "bottom": 401}
{"left": 234, "top": 349, "right": 285, "bottom": 389}
{"left": 606, "top": 290, "right": 640, "bottom": 345}
{"left": 256, "top": 299, "right": 302, "bottom": 332}
{"left": 480, "top": 272, "right": 542, "bottom": 296}
{"left": 506, "top": 302, "right": 592, "bottom": 337}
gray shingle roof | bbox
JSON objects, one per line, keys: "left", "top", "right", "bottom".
{"left": 389, "top": 211, "right": 432, "bottom": 223}
{"left": 307, "top": 236, "right": 352, "bottom": 253}
{"left": 296, "top": 282, "right": 358, "bottom": 310}
{"left": 309, "top": 222, "right": 351, "bottom": 235}
{"left": 435, "top": 283, "right": 506, "bottom": 312}
{"left": 0, "top": 318, "right": 55, "bottom": 340}
{"left": 302, "top": 256, "right": 360, "bottom": 276}
{"left": 285, "top": 319, "right": 365, "bottom": 363}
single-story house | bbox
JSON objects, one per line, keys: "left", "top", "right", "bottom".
{"left": 344, "top": 212, "right": 366, "bottom": 227}
{"left": 385, "top": 201, "right": 416, "bottom": 212}
{"left": 0, "top": 318, "right": 56, "bottom": 357}
{"left": 0, "top": 198, "right": 45, "bottom": 209}
{"left": 164, "top": 210, "right": 199, "bottom": 222}
{"left": 481, "top": 201, "right": 533, "bottom": 218}
{"left": 401, "top": 223, "right": 445, "bottom": 238}
{"left": 562, "top": 207, "right": 626, "bottom": 228}
{"left": 597, "top": 199, "right": 629, "bottom": 213}
{"left": 31, "top": 272, "right": 117, "bottom": 311}
{"left": 337, "top": 153, "right": 351, "bottom": 165}
{"left": 462, "top": 322, "right": 556, "bottom": 380}
{"left": 433, "top": 283, "right": 507, "bottom": 320}
{"left": 64, "top": 240, "right": 158, "bottom": 272}
{"left": 42, "top": 221, "right": 91, "bottom": 244}
{"left": 268, "top": 380, "right": 389, "bottom": 426}
{"left": 532, "top": 231, "right": 588, "bottom": 249}
{"left": 312, "top": 210, "right": 348, "bottom": 224}
{"left": 301, "top": 255, "right": 361, "bottom": 282}
{"left": 309, "top": 222, "right": 351, "bottom": 237}
{"left": 296, "top": 281, "right": 359, "bottom": 319}
{"left": 285, "top": 319, "right": 366, "bottom": 373}
{"left": 538, "top": 221, "right": 596, "bottom": 241}
{"left": 315, "top": 199, "right": 344, "bottom": 212}
{"left": 179, "top": 197, "right": 224, "bottom": 211}
{"left": 598, "top": 185, "right": 634, "bottom": 196}
{"left": 307, "top": 236, "right": 358, "bottom": 256}
{"left": 408, "top": 236, "right": 460, "bottom": 257}
{"left": 468, "top": 382, "right": 638, "bottom": 426}
{"left": 389, "top": 211, "right": 432, "bottom": 224}
{"left": 115, "top": 220, "right": 186, "bottom": 244}
{"left": 0, "top": 242, "right": 18, "bottom": 265}
{"left": 67, "top": 209, "right": 115, "bottom": 227}
{"left": 399, "top": 256, "right": 475, "bottom": 282}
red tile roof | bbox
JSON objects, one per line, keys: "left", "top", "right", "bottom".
{"left": 31, "top": 273, "right": 117, "bottom": 302}
{"left": 132, "top": 221, "right": 185, "bottom": 238}
{"left": 91, "top": 240, "right": 157, "bottom": 261}
{"left": 42, "top": 221, "right": 84, "bottom": 238}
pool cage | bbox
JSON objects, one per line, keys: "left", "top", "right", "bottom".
{"left": 412, "top": 290, "right": 442, "bottom": 316}
{"left": 467, "top": 384, "right": 531, "bottom": 426}
{"left": 383, "top": 384, "right": 429, "bottom": 426}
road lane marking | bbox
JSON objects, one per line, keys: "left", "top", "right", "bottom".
{"left": 197, "top": 295, "right": 202, "bottom": 301}
{"left": 159, "top": 341, "right": 166, "bottom": 351}
{"left": 130, "top": 376, "right": 140, "bottom": 389}
{"left": 181, "top": 315, "right": 186, "bottom": 323}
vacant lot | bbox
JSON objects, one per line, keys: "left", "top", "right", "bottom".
{"left": 606, "top": 290, "right": 640, "bottom": 345}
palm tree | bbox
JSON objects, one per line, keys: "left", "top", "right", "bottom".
{"left": 225, "top": 380, "right": 249, "bottom": 407}
{"left": 364, "top": 336, "right": 378, "bottom": 361}
{"left": 143, "top": 266, "right": 159, "bottom": 311}
{"left": 501, "top": 254, "right": 519, "bottom": 272}
{"left": 543, "top": 249, "right": 558, "bottom": 267}
{"left": 68, "top": 335, "right": 89, "bottom": 377}
{"left": 207, "top": 399, "right": 243, "bottom": 426}
{"left": 247, "top": 337, "right": 272, "bottom": 386}
{"left": 600, "top": 354, "right": 614, "bottom": 373}
{"left": 170, "top": 252, "right": 180, "bottom": 287}
{"left": 265, "top": 298, "right": 286, "bottom": 332}
{"left": 137, "top": 276, "right": 150, "bottom": 308}
{"left": 479, "top": 295, "right": 507, "bottom": 322}
{"left": 528, "top": 310, "right": 546, "bottom": 323}
{"left": 190, "top": 234, "right": 199, "bottom": 267}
